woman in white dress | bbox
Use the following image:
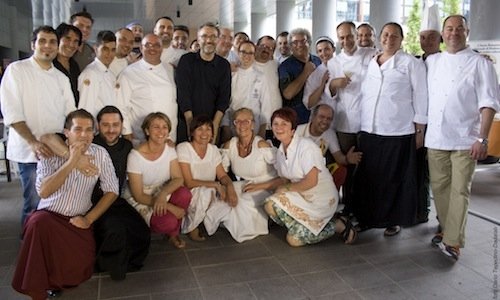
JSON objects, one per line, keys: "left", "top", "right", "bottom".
{"left": 126, "top": 112, "right": 192, "bottom": 249}
{"left": 265, "top": 107, "right": 357, "bottom": 247}
{"left": 177, "top": 115, "right": 238, "bottom": 241}
{"left": 220, "top": 108, "right": 278, "bottom": 242}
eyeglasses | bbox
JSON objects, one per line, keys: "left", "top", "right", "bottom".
{"left": 199, "top": 34, "right": 217, "bottom": 41}
{"left": 239, "top": 50, "right": 255, "bottom": 56}
{"left": 142, "top": 42, "right": 161, "bottom": 49}
{"left": 291, "top": 39, "right": 308, "bottom": 46}
{"left": 233, "top": 119, "right": 252, "bottom": 126}
{"left": 258, "top": 44, "right": 275, "bottom": 52}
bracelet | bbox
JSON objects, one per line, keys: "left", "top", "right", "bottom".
{"left": 285, "top": 183, "right": 291, "bottom": 191}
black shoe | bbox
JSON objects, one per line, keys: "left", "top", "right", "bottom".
{"left": 47, "top": 289, "right": 62, "bottom": 298}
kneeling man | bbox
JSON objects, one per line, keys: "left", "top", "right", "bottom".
{"left": 12, "top": 109, "right": 118, "bottom": 300}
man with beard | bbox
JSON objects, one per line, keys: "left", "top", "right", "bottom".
{"left": 41, "top": 106, "right": 151, "bottom": 280}
{"left": 153, "top": 16, "right": 187, "bottom": 68}
{"left": 109, "top": 28, "right": 135, "bottom": 77}
{"left": 175, "top": 22, "right": 231, "bottom": 144}
{"left": 126, "top": 22, "right": 144, "bottom": 59}
{"left": 172, "top": 25, "right": 190, "bottom": 50}
{"left": 11, "top": 109, "right": 118, "bottom": 299}
{"left": 275, "top": 31, "right": 291, "bottom": 64}
{"left": 0, "top": 26, "right": 76, "bottom": 227}
{"left": 253, "top": 35, "right": 282, "bottom": 139}
{"left": 356, "top": 23, "right": 376, "bottom": 49}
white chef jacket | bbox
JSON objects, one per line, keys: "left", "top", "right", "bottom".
{"left": 326, "top": 47, "right": 377, "bottom": 133}
{"left": 360, "top": 50, "right": 428, "bottom": 136}
{"left": 78, "top": 58, "right": 118, "bottom": 118}
{"left": 109, "top": 56, "right": 128, "bottom": 78}
{"left": 117, "top": 59, "right": 177, "bottom": 143}
{"left": 0, "top": 57, "right": 76, "bottom": 162}
{"left": 425, "top": 47, "right": 500, "bottom": 150}
{"left": 302, "top": 64, "right": 336, "bottom": 112}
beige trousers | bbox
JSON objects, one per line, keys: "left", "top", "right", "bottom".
{"left": 428, "top": 149, "right": 476, "bottom": 247}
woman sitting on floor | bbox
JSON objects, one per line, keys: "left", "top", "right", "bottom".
{"left": 126, "top": 112, "right": 192, "bottom": 249}
{"left": 264, "top": 107, "right": 357, "bottom": 247}
{"left": 177, "top": 115, "right": 237, "bottom": 241}
{"left": 219, "top": 108, "right": 278, "bottom": 242}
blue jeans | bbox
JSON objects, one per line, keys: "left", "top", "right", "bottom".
{"left": 18, "top": 162, "right": 40, "bottom": 226}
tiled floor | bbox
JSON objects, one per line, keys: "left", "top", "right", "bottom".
{"left": 0, "top": 164, "right": 499, "bottom": 300}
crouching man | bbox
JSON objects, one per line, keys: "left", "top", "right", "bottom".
{"left": 11, "top": 109, "right": 118, "bottom": 300}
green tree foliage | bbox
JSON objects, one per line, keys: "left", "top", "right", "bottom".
{"left": 404, "top": 0, "right": 422, "bottom": 55}
{"left": 442, "top": 0, "right": 460, "bottom": 16}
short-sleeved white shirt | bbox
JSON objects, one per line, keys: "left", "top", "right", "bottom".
{"left": 127, "top": 145, "right": 177, "bottom": 186}
{"left": 176, "top": 142, "right": 221, "bottom": 181}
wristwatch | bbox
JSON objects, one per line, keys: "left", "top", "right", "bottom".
{"left": 478, "top": 138, "right": 489, "bottom": 146}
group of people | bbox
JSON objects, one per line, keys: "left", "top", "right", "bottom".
{"left": 0, "top": 6, "right": 499, "bottom": 300}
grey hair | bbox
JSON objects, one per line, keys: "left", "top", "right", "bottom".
{"left": 288, "top": 28, "right": 312, "bottom": 45}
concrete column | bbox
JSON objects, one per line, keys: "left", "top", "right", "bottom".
{"left": 251, "top": 12, "right": 267, "bottom": 41}
{"left": 276, "top": 0, "right": 295, "bottom": 34}
{"left": 369, "top": 0, "right": 403, "bottom": 37}
{"left": 42, "top": 0, "right": 52, "bottom": 27}
{"left": 469, "top": 0, "right": 500, "bottom": 40}
{"left": 219, "top": 0, "right": 234, "bottom": 28}
{"left": 31, "top": 0, "right": 43, "bottom": 29}
{"left": 234, "top": 0, "right": 250, "bottom": 33}
{"left": 311, "top": 0, "right": 336, "bottom": 42}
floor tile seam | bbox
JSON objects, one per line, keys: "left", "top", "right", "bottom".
{"left": 355, "top": 282, "right": 418, "bottom": 300}
{"left": 98, "top": 292, "right": 152, "bottom": 300}
{"left": 243, "top": 282, "right": 259, "bottom": 300}
{"left": 196, "top": 272, "right": 290, "bottom": 290}
{"left": 190, "top": 256, "right": 279, "bottom": 269}
{"left": 394, "top": 272, "right": 481, "bottom": 299}
{"left": 369, "top": 257, "right": 432, "bottom": 283}
{"left": 183, "top": 250, "right": 205, "bottom": 295}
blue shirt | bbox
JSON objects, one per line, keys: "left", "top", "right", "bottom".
{"left": 278, "top": 54, "right": 321, "bottom": 124}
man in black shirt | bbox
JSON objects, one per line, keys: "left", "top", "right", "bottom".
{"left": 91, "top": 106, "right": 150, "bottom": 280}
{"left": 175, "top": 22, "right": 231, "bottom": 143}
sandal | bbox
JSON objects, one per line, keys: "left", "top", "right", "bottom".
{"left": 431, "top": 232, "right": 443, "bottom": 247}
{"left": 169, "top": 236, "right": 186, "bottom": 249}
{"left": 338, "top": 217, "right": 358, "bottom": 245}
{"left": 384, "top": 225, "right": 401, "bottom": 236}
{"left": 188, "top": 228, "right": 206, "bottom": 242}
{"left": 441, "top": 243, "right": 460, "bottom": 261}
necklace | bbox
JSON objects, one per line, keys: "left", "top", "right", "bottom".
{"left": 237, "top": 135, "right": 254, "bottom": 156}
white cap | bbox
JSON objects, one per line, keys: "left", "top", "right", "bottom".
{"left": 420, "top": 3, "right": 441, "bottom": 33}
